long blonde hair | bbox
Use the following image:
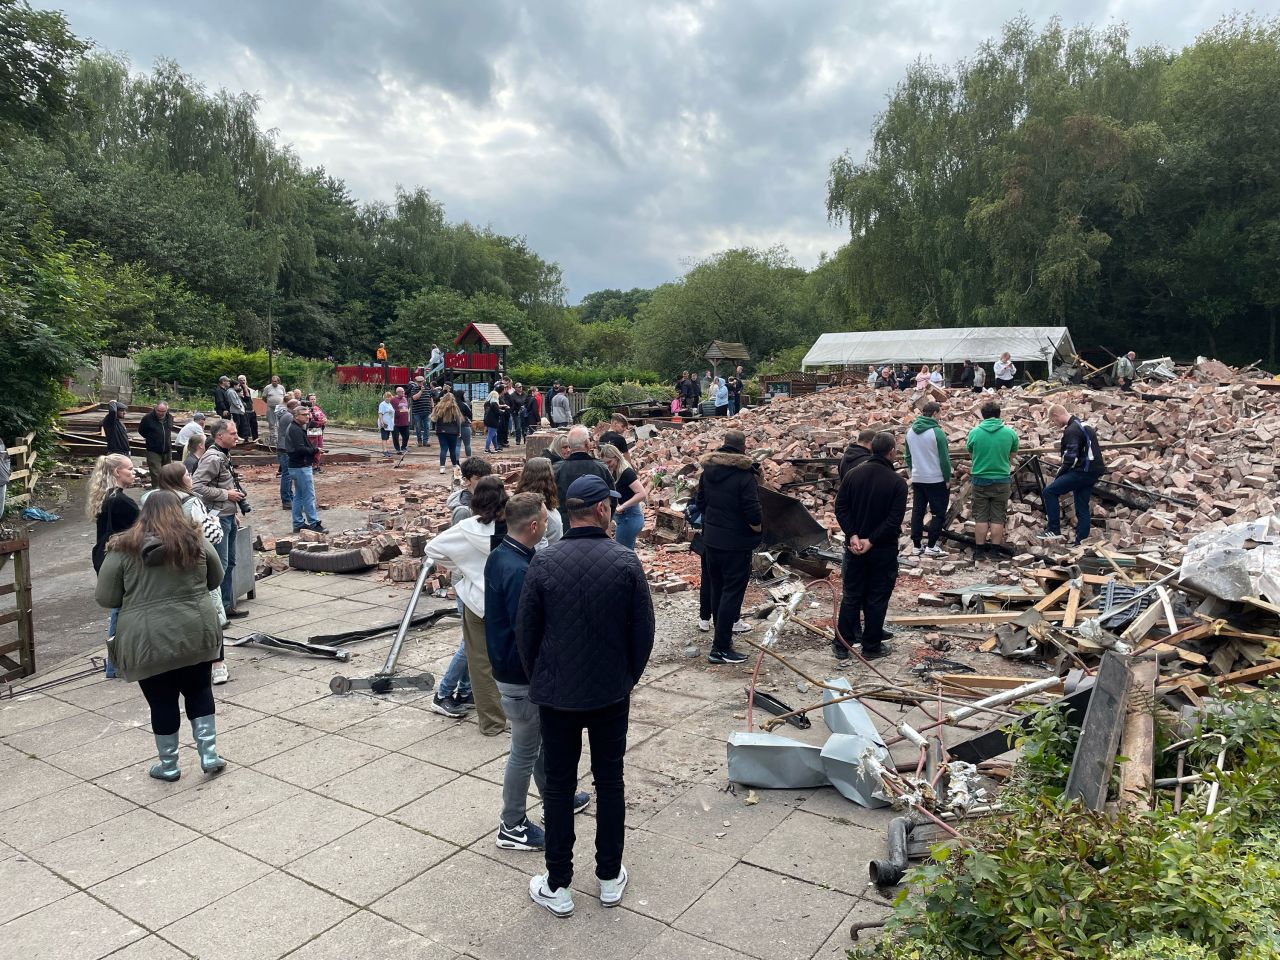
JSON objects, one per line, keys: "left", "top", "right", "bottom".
{"left": 86, "top": 454, "right": 133, "bottom": 519}
{"left": 598, "top": 443, "right": 631, "bottom": 480}
{"left": 433, "top": 391, "right": 462, "bottom": 424}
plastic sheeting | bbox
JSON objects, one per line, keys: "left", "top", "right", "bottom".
{"left": 801, "top": 326, "right": 1076, "bottom": 370}
{"left": 1179, "top": 515, "right": 1280, "bottom": 602}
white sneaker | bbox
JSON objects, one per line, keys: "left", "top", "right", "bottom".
{"left": 732, "top": 620, "right": 753, "bottom": 633}
{"left": 529, "top": 873, "right": 574, "bottom": 917}
{"left": 697, "top": 619, "right": 711, "bottom": 632}
{"left": 439, "top": 466, "right": 446, "bottom": 474}
{"left": 211, "top": 662, "right": 229, "bottom": 685}
{"left": 599, "top": 865, "right": 628, "bottom": 906}
{"left": 923, "top": 545, "right": 946, "bottom": 557}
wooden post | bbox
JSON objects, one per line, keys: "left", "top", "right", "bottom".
{"left": 0, "top": 538, "right": 35, "bottom": 684}
{"left": 1117, "top": 657, "right": 1158, "bottom": 811}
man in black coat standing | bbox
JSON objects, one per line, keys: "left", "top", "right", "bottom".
{"left": 137, "top": 401, "right": 173, "bottom": 487}
{"left": 552, "top": 426, "right": 615, "bottom": 528}
{"left": 517, "top": 474, "right": 655, "bottom": 918}
{"left": 693, "top": 429, "right": 762, "bottom": 664}
{"left": 833, "top": 432, "right": 908, "bottom": 661}
{"left": 837, "top": 429, "right": 876, "bottom": 481}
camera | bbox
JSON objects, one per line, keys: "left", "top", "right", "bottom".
{"left": 230, "top": 466, "right": 252, "bottom": 516}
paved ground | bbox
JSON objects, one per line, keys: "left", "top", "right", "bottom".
{"left": 0, "top": 564, "right": 905, "bottom": 960}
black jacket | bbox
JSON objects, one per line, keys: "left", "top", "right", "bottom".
{"left": 286, "top": 421, "right": 317, "bottom": 468}
{"left": 93, "top": 488, "right": 139, "bottom": 572}
{"left": 484, "top": 536, "right": 536, "bottom": 684}
{"left": 516, "top": 526, "right": 655, "bottom": 710}
{"left": 102, "top": 408, "right": 131, "bottom": 455}
{"left": 138, "top": 410, "right": 173, "bottom": 458}
{"left": 834, "top": 454, "right": 908, "bottom": 551}
{"left": 1059, "top": 417, "right": 1105, "bottom": 476}
{"left": 837, "top": 443, "right": 870, "bottom": 482}
{"left": 553, "top": 453, "right": 615, "bottom": 526}
{"left": 694, "top": 447, "right": 762, "bottom": 552}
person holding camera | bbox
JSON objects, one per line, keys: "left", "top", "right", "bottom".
{"left": 192, "top": 416, "right": 250, "bottom": 682}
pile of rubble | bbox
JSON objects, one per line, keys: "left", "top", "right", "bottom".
{"left": 643, "top": 358, "right": 1280, "bottom": 555}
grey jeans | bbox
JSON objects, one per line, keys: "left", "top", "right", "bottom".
{"left": 497, "top": 680, "right": 546, "bottom": 827}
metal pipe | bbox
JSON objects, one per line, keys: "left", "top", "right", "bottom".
{"left": 944, "top": 676, "right": 1062, "bottom": 724}
{"left": 869, "top": 816, "right": 913, "bottom": 886}
{"left": 378, "top": 557, "right": 432, "bottom": 678}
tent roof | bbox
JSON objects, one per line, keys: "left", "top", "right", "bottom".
{"left": 454, "top": 322, "right": 512, "bottom": 348}
{"left": 801, "top": 326, "right": 1075, "bottom": 369}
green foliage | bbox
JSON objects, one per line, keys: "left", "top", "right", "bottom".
{"left": 506, "top": 363, "right": 661, "bottom": 390}
{"left": 861, "top": 685, "right": 1280, "bottom": 960}
{"left": 581, "top": 381, "right": 675, "bottom": 426}
{"left": 0, "top": 0, "right": 88, "bottom": 135}
{"left": 132, "top": 346, "right": 331, "bottom": 397}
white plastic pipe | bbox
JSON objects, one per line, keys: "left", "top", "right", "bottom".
{"left": 944, "top": 676, "right": 1062, "bottom": 724}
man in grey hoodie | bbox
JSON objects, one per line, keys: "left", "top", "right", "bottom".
{"left": 902, "top": 401, "right": 952, "bottom": 556}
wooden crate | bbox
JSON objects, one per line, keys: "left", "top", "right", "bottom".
{"left": 0, "top": 538, "right": 34, "bottom": 684}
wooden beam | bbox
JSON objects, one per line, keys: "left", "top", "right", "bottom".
{"left": 1033, "top": 582, "right": 1072, "bottom": 612}
{"left": 1170, "top": 659, "right": 1280, "bottom": 695}
{"left": 1120, "top": 601, "right": 1166, "bottom": 644}
{"left": 888, "top": 610, "right": 1068, "bottom": 626}
{"left": 1063, "top": 587, "right": 1082, "bottom": 628}
{"left": 1117, "top": 657, "right": 1158, "bottom": 811}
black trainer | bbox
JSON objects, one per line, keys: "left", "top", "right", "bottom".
{"left": 862, "top": 644, "right": 893, "bottom": 661}
{"left": 708, "top": 648, "right": 748, "bottom": 665}
{"left": 453, "top": 691, "right": 476, "bottom": 711}
{"left": 832, "top": 642, "right": 850, "bottom": 661}
{"left": 428, "top": 693, "right": 467, "bottom": 718}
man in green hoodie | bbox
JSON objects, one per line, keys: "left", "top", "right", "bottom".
{"left": 903, "top": 401, "right": 952, "bottom": 556}
{"left": 965, "top": 400, "right": 1019, "bottom": 551}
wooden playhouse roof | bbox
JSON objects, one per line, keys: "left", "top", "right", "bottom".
{"left": 704, "top": 340, "right": 750, "bottom": 361}
{"left": 454, "top": 323, "right": 512, "bottom": 348}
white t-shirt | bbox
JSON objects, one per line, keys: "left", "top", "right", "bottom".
{"left": 176, "top": 421, "right": 206, "bottom": 450}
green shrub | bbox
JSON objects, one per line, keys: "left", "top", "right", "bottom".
{"left": 581, "top": 381, "right": 675, "bottom": 426}
{"left": 132, "top": 346, "right": 332, "bottom": 397}
{"left": 508, "top": 363, "right": 661, "bottom": 390}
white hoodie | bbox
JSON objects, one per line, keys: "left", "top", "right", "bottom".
{"left": 422, "top": 515, "right": 498, "bottom": 616}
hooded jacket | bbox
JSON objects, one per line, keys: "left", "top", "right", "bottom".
{"left": 966, "top": 419, "right": 1019, "bottom": 482}
{"left": 484, "top": 536, "right": 536, "bottom": 684}
{"left": 102, "top": 405, "right": 131, "bottom": 455}
{"left": 516, "top": 526, "right": 655, "bottom": 710}
{"left": 138, "top": 410, "right": 173, "bottom": 458}
{"left": 838, "top": 443, "right": 871, "bottom": 481}
{"left": 834, "top": 454, "right": 908, "bottom": 551}
{"left": 1058, "top": 417, "right": 1105, "bottom": 476}
{"left": 694, "top": 447, "right": 763, "bottom": 552}
{"left": 423, "top": 515, "right": 500, "bottom": 615}
{"left": 903, "top": 416, "right": 952, "bottom": 484}
{"left": 94, "top": 535, "right": 224, "bottom": 682}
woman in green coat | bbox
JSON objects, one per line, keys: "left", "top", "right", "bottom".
{"left": 94, "top": 491, "right": 227, "bottom": 782}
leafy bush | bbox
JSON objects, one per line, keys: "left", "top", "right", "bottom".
{"left": 581, "top": 381, "right": 675, "bottom": 426}
{"left": 133, "top": 346, "right": 332, "bottom": 396}
{"left": 508, "top": 364, "right": 661, "bottom": 390}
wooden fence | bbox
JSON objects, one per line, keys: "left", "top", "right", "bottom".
{"left": 0, "top": 539, "right": 34, "bottom": 684}
{"left": 4, "top": 433, "right": 37, "bottom": 508}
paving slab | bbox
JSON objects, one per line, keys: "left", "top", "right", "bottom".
{"left": 253, "top": 733, "right": 388, "bottom": 789}
{"left": 371, "top": 850, "right": 529, "bottom": 954}
{"left": 285, "top": 910, "right": 458, "bottom": 959}
{"left": 0, "top": 855, "right": 78, "bottom": 924}
{"left": 0, "top": 782, "right": 136, "bottom": 850}
{"left": 316, "top": 752, "right": 458, "bottom": 815}
{"left": 401, "top": 722, "right": 511, "bottom": 773}
{"left": 34, "top": 808, "right": 201, "bottom": 887}
{"left": 471, "top": 898, "right": 665, "bottom": 960}
{"left": 618, "top": 767, "right": 690, "bottom": 827}
{"left": 743, "top": 809, "right": 883, "bottom": 896}
{"left": 149, "top": 766, "right": 302, "bottom": 831}
{"left": 624, "top": 728, "right": 728, "bottom": 784}
{"left": 285, "top": 817, "right": 455, "bottom": 906}
{"left": 0, "top": 693, "right": 84, "bottom": 738}
{"left": 42, "top": 727, "right": 158, "bottom": 780}
{"left": 799, "top": 786, "right": 899, "bottom": 832}
{"left": 293, "top": 575, "right": 387, "bottom": 598}
{"left": 278, "top": 691, "right": 398, "bottom": 733}
{"left": 90, "top": 836, "right": 273, "bottom": 928}
{"left": 241, "top": 584, "right": 334, "bottom": 611}
{"left": 222, "top": 674, "right": 334, "bottom": 715}
{"left": 160, "top": 871, "right": 355, "bottom": 960}
{"left": 0, "top": 890, "right": 145, "bottom": 960}
{"left": 100, "top": 935, "right": 190, "bottom": 960}
{"left": 627, "top": 688, "right": 712, "bottom": 728}
{"left": 645, "top": 782, "right": 810, "bottom": 858}
{"left": 390, "top": 774, "right": 506, "bottom": 846}
{"left": 218, "top": 715, "right": 325, "bottom": 766}
{"left": 46, "top": 676, "right": 137, "bottom": 712}
{"left": 633, "top": 927, "right": 745, "bottom": 960}
{"left": 3, "top": 708, "right": 132, "bottom": 758}
{"left": 214, "top": 790, "right": 373, "bottom": 867}
{"left": 90, "top": 747, "right": 205, "bottom": 805}
{"left": 342, "top": 706, "right": 455, "bottom": 751}
{"left": 674, "top": 862, "right": 854, "bottom": 960}
{"left": 814, "top": 896, "right": 894, "bottom": 958}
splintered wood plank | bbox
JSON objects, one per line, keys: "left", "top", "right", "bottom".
{"left": 1063, "top": 587, "right": 1082, "bottom": 628}
{"left": 1066, "top": 651, "right": 1132, "bottom": 811}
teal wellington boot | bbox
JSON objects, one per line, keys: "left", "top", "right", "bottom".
{"left": 190, "top": 715, "right": 227, "bottom": 773}
{"left": 149, "top": 732, "right": 181, "bottom": 782}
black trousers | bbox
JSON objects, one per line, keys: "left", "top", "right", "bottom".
{"left": 138, "top": 661, "right": 215, "bottom": 736}
{"left": 910, "top": 481, "right": 950, "bottom": 547}
{"left": 699, "top": 550, "right": 712, "bottom": 620}
{"left": 541, "top": 697, "right": 629, "bottom": 891}
{"left": 705, "top": 545, "right": 752, "bottom": 653}
{"left": 838, "top": 548, "right": 898, "bottom": 652}
{"left": 497, "top": 415, "right": 509, "bottom": 447}
{"left": 393, "top": 425, "right": 409, "bottom": 452}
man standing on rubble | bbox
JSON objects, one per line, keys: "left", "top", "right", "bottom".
{"left": 694, "top": 429, "right": 761, "bottom": 665}
{"left": 965, "top": 400, "right": 1019, "bottom": 553}
{"left": 903, "top": 401, "right": 952, "bottom": 557}
{"left": 834, "top": 433, "right": 907, "bottom": 660}
{"left": 137, "top": 401, "right": 174, "bottom": 486}
{"left": 517, "top": 475, "right": 655, "bottom": 917}
{"left": 1114, "top": 351, "right": 1137, "bottom": 391}
{"left": 838, "top": 429, "right": 876, "bottom": 481}
{"left": 1039, "top": 404, "right": 1105, "bottom": 545}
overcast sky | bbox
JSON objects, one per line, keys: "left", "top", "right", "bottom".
{"left": 51, "top": 1, "right": 1269, "bottom": 301}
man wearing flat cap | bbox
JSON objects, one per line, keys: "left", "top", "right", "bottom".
{"left": 517, "top": 474, "right": 655, "bottom": 918}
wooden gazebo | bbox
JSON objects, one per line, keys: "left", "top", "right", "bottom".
{"left": 704, "top": 340, "right": 750, "bottom": 380}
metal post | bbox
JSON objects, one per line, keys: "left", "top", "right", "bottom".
{"left": 377, "top": 557, "right": 432, "bottom": 678}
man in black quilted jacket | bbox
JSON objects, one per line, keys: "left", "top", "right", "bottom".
{"left": 694, "top": 429, "right": 762, "bottom": 664}
{"left": 516, "top": 474, "right": 655, "bottom": 918}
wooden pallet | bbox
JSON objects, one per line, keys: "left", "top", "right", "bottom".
{"left": 0, "top": 539, "right": 35, "bottom": 684}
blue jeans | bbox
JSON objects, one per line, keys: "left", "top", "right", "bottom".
{"left": 438, "top": 636, "right": 471, "bottom": 700}
{"left": 460, "top": 421, "right": 472, "bottom": 458}
{"left": 105, "top": 606, "right": 119, "bottom": 677}
{"left": 614, "top": 506, "right": 643, "bottom": 550}
{"left": 413, "top": 411, "right": 431, "bottom": 446}
{"left": 498, "top": 681, "right": 545, "bottom": 825}
{"left": 290, "top": 466, "right": 320, "bottom": 530}
{"left": 729, "top": 397, "right": 740, "bottom": 415}
{"left": 438, "top": 433, "right": 459, "bottom": 466}
{"left": 485, "top": 427, "right": 498, "bottom": 451}
{"left": 216, "top": 515, "right": 238, "bottom": 611}
{"left": 1042, "top": 471, "right": 1099, "bottom": 543}
{"left": 278, "top": 452, "right": 292, "bottom": 504}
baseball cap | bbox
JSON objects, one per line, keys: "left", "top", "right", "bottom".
{"left": 193, "top": 412, "right": 206, "bottom": 421}
{"left": 565, "top": 475, "right": 621, "bottom": 508}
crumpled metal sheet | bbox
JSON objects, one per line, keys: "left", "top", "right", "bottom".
{"left": 822, "top": 679, "right": 887, "bottom": 747}
{"left": 1179, "top": 515, "right": 1280, "bottom": 602}
{"left": 820, "top": 734, "right": 892, "bottom": 808}
{"left": 726, "top": 731, "right": 828, "bottom": 788}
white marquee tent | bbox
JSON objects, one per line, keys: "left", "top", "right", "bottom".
{"left": 801, "top": 326, "right": 1076, "bottom": 371}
